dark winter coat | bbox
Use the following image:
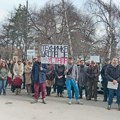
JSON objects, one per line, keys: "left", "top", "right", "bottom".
{"left": 46, "top": 64, "right": 55, "bottom": 81}
{"left": 78, "top": 65, "right": 88, "bottom": 87}
{"left": 55, "top": 65, "right": 65, "bottom": 86}
{"left": 32, "top": 61, "right": 47, "bottom": 84}
{"left": 101, "top": 64, "right": 109, "bottom": 84}
{"left": 87, "top": 65, "right": 99, "bottom": 82}
{"left": 105, "top": 64, "right": 120, "bottom": 84}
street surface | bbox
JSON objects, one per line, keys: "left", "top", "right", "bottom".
{"left": 0, "top": 89, "right": 120, "bottom": 120}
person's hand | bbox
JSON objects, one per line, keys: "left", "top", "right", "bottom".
{"left": 113, "top": 80, "right": 118, "bottom": 85}
{"left": 58, "top": 76, "right": 62, "bottom": 79}
{"left": 58, "top": 76, "right": 60, "bottom": 79}
{"left": 16, "top": 75, "right": 20, "bottom": 78}
{"left": 2, "top": 77, "right": 4, "bottom": 80}
{"left": 76, "top": 80, "right": 78, "bottom": 84}
{"left": 65, "top": 69, "right": 68, "bottom": 74}
{"left": 40, "top": 67, "right": 43, "bottom": 70}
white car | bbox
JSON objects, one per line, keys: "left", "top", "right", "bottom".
{"left": 97, "top": 75, "right": 103, "bottom": 93}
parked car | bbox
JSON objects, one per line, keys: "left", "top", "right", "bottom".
{"left": 97, "top": 75, "right": 103, "bottom": 93}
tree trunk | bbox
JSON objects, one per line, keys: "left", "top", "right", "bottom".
{"left": 62, "top": 0, "right": 73, "bottom": 56}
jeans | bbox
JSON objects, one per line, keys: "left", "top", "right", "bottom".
{"left": 108, "top": 85, "right": 120, "bottom": 105}
{"left": 34, "top": 83, "right": 46, "bottom": 100}
{"left": 0, "top": 80, "right": 7, "bottom": 94}
{"left": 103, "top": 82, "right": 108, "bottom": 101}
{"left": 66, "top": 79, "right": 79, "bottom": 100}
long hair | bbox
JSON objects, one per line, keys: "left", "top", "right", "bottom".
{"left": 0, "top": 61, "right": 8, "bottom": 70}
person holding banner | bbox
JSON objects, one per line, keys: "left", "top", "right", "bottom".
{"left": 65, "top": 57, "right": 83, "bottom": 105}
{"left": 105, "top": 58, "right": 120, "bottom": 110}
{"left": 31, "top": 55, "right": 47, "bottom": 104}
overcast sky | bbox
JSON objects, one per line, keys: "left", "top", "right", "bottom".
{"left": 0, "top": 0, "right": 120, "bottom": 24}
{"left": 0, "top": 0, "right": 87, "bottom": 23}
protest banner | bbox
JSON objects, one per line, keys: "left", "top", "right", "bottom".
{"left": 41, "top": 44, "right": 68, "bottom": 64}
{"left": 90, "top": 56, "right": 100, "bottom": 63}
{"left": 27, "top": 50, "right": 36, "bottom": 61}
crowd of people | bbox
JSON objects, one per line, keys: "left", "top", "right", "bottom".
{"left": 0, "top": 56, "right": 120, "bottom": 111}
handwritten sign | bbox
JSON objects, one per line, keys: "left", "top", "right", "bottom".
{"left": 90, "top": 56, "right": 100, "bottom": 63}
{"left": 41, "top": 44, "right": 68, "bottom": 64}
{"left": 27, "top": 50, "right": 36, "bottom": 61}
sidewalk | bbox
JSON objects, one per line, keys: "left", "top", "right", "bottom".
{"left": 0, "top": 89, "right": 120, "bottom": 120}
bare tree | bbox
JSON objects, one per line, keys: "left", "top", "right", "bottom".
{"left": 86, "top": 0, "right": 120, "bottom": 59}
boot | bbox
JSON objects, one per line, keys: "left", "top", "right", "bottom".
{"left": 46, "top": 87, "right": 49, "bottom": 96}
{"left": 103, "top": 99, "right": 107, "bottom": 102}
{"left": 60, "top": 94, "right": 64, "bottom": 97}
{"left": 3, "top": 90, "right": 6, "bottom": 95}
{"left": 48, "top": 87, "right": 51, "bottom": 96}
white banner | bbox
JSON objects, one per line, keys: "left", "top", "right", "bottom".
{"left": 41, "top": 44, "right": 68, "bottom": 64}
{"left": 27, "top": 50, "right": 36, "bottom": 61}
{"left": 90, "top": 56, "right": 100, "bottom": 63}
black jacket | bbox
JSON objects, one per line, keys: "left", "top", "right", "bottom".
{"left": 32, "top": 61, "right": 47, "bottom": 83}
{"left": 101, "top": 64, "right": 109, "bottom": 83}
{"left": 55, "top": 65, "right": 65, "bottom": 86}
{"left": 87, "top": 65, "right": 99, "bottom": 81}
{"left": 105, "top": 64, "right": 120, "bottom": 83}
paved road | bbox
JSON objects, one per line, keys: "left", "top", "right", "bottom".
{"left": 0, "top": 89, "right": 120, "bottom": 120}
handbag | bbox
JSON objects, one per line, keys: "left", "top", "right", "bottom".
{"left": 13, "top": 77, "right": 22, "bottom": 86}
